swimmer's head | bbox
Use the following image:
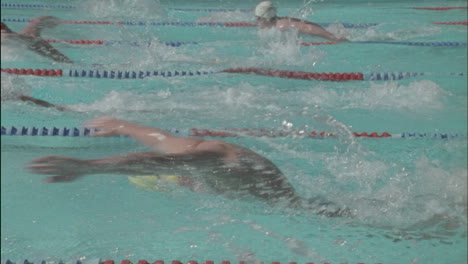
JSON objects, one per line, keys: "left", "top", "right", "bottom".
{"left": 255, "top": 1, "right": 277, "bottom": 21}
{"left": 1, "top": 22, "right": 13, "bottom": 33}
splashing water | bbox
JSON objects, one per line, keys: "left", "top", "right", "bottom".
{"left": 1, "top": 74, "right": 32, "bottom": 100}
{"left": 342, "top": 80, "right": 447, "bottom": 110}
{"left": 264, "top": 105, "right": 467, "bottom": 233}
{"left": 84, "top": 0, "right": 168, "bottom": 20}
{"left": 254, "top": 29, "right": 326, "bottom": 66}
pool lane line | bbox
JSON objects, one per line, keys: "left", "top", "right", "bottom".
{"left": 0, "top": 260, "right": 402, "bottom": 264}
{"left": 0, "top": 3, "right": 77, "bottom": 8}
{"left": 41, "top": 39, "right": 468, "bottom": 47}
{"left": 1, "top": 3, "right": 467, "bottom": 11}
{"left": 1, "top": 68, "right": 465, "bottom": 82}
{"left": 221, "top": 68, "right": 466, "bottom": 81}
{"left": 432, "top": 21, "right": 468, "bottom": 25}
{"left": 0, "top": 4, "right": 252, "bottom": 11}
{"left": 302, "top": 41, "right": 468, "bottom": 47}
{"left": 4, "top": 18, "right": 468, "bottom": 27}
{"left": 413, "top": 6, "right": 467, "bottom": 10}
{"left": 43, "top": 39, "right": 199, "bottom": 47}
{"left": 171, "top": 6, "right": 468, "bottom": 11}
{"left": 0, "top": 19, "right": 378, "bottom": 28}
{"left": 1, "top": 126, "right": 464, "bottom": 140}
{"left": 4, "top": 18, "right": 467, "bottom": 27}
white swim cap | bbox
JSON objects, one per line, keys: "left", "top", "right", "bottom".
{"left": 255, "top": 1, "right": 277, "bottom": 20}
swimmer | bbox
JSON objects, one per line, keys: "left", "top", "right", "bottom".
{"left": 254, "top": 1, "right": 348, "bottom": 42}
{"left": 27, "top": 117, "right": 353, "bottom": 218}
{"left": 16, "top": 94, "right": 67, "bottom": 111}
{"left": 1, "top": 16, "right": 73, "bottom": 63}
{"left": 1, "top": 74, "right": 68, "bottom": 111}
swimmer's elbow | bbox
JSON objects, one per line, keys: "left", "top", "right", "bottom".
{"left": 197, "top": 140, "right": 229, "bottom": 152}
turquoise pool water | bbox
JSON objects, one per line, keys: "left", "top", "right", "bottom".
{"left": 1, "top": 0, "right": 467, "bottom": 263}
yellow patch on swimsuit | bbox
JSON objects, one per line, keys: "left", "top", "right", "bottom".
{"left": 128, "top": 175, "right": 180, "bottom": 192}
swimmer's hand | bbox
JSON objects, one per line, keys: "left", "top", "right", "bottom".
{"left": 54, "top": 105, "right": 70, "bottom": 111}
{"left": 85, "top": 117, "right": 131, "bottom": 137}
{"left": 29, "top": 16, "right": 63, "bottom": 28}
{"left": 26, "top": 155, "right": 86, "bottom": 183}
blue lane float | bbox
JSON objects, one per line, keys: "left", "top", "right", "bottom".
{"left": 0, "top": 3, "right": 76, "bottom": 8}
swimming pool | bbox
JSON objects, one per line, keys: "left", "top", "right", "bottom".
{"left": 1, "top": 0, "right": 467, "bottom": 263}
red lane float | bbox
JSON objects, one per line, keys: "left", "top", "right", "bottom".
{"left": 0, "top": 68, "right": 63, "bottom": 77}
{"left": 414, "top": 6, "right": 467, "bottom": 10}
{"left": 433, "top": 21, "right": 468, "bottom": 25}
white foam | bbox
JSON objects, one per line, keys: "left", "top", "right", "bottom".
{"left": 348, "top": 80, "right": 446, "bottom": 110}
{"left": 84, "top": 0, "right": 167, "bottom": 20}
{"left": 197, "top": 10, "right": 253, "bottom": 23}
{"left": 297, "top": 80, "right": 447, "bottom": 110}
{"left": 329, "top": 154, "right": 467, "bottom": 229}
{"left": 69, "top": 90, "right": 169, "bottom": 113}
{"left": 352, "top": 24, "right": 442, "bottom": 42}
{"left": 0, "top": 74, "right": 31, "bottom": 100}
{"left": 253, "top": 28, "right": 325, "bottom": 66}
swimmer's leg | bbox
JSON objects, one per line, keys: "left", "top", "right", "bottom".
{"left": 27, "top": 151, "right": 217, "bottom": 183}
{"left": 18, "top": 94, "right": 67, "bottom": 111}
{"left": 27, "top": 39, "right": 73, "bottom": 63}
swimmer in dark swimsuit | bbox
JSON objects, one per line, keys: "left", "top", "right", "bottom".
{"left": 1, "top": 16, "right": 72, "bottom": 63}
{"left": 27, "top": 117, "right": 353, "bottom": 217}
{"left": 16, "top": 94, "right": 67, "bottom": 110}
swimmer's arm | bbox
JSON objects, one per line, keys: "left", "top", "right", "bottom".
{"left": 86, "top": 118, "right": 209, "bottom": 155}
{"left": 19, "top": 16, "right": 62, "bottom": 38}
{"left": 290, "top": 20, "right": 348, "bottom": 42}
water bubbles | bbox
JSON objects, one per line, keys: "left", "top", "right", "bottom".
{"left": 282, "top": 120, "right": 293, "bottom": 129}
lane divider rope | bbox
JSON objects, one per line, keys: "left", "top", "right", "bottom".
{"left": 2, "top": 260, "right": 396, "bottom": 264}
{"left": 1, "top": 3, "right": 467, "bottom": 11}
{"left": 220, "top": 68, "right": 465, "bottom": 81}
{"left": 171, "top": 6, "right": 468, "bottom": 11}
{"left": 412, "top": 6, "right": 467, "bottom": 10}
{"left": 0, "top": 3, "right": 77, "bottom": 8}
{"left": 168, "top": 8, "right": 252, "bottom": 12}
{"left": 350, "top": 41, "right": 467, "bottom": 47}
{"left": 2, "top": 18, "right": 467, "bottom": 27}
{"left": 1, "top": 126, "right": 464, "bottom": 139}
{"left": 44, "top": 39, "right": 199, "bottom": 47}
{"left": 0, "top": 4, "right": 252, "bottom": 12}
{"left": 1, "top": 68, "right": 465, "bottom": 81}
{"left": 41, "top": 39, "right": 468, "bottom": 47}
{"left": 432, "top": 21, "right": 468, "bottom": 25}
{"left": 0, "top": 18, "right": 380, "bottom": 29}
